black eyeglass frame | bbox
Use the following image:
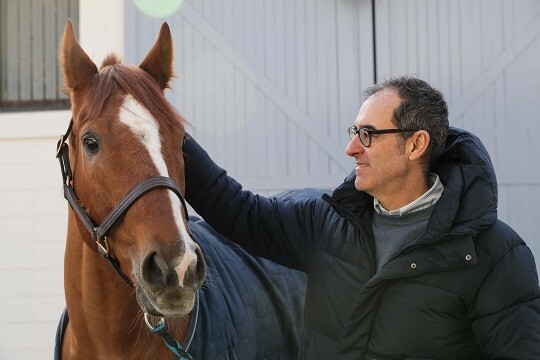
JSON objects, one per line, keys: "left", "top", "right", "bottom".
{"left": 347, "top": 126, "right": 416, "bottom": 147}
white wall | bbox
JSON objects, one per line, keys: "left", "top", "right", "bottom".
{"left": 0, "top": 112, "right": 68, "bottom": 359}
{"left": 79, "top": 0, "right": 124, "bottom": 66}
{"left": 0, "top": 1, "right": 124, "bottom": 358}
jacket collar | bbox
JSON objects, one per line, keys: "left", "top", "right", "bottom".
{"left": 331, "top": 170, "right": 372, "bottom": 213}
{"left": 426, "top": 127, "right": 498, "bottom": 240}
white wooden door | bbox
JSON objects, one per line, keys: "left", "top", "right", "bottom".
{"left": 125, "top": 0, "right": 375, "bottom": 194}
{"left": 375, "top": 0, "right": 540, "bottom": 268}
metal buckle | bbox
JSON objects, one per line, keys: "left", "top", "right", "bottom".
{"left": 56, "top": 135, "right": 66, "bottom": 158}
{"left": 96, "top": 236, "right": 109, "bottom": 256}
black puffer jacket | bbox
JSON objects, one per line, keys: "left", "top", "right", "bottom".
{"left": 184, "top": 128, "right": 540, "bottom": 359}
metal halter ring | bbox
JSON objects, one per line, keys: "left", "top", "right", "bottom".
{"left": 144, "top": 313, "right": 167, "bottom": 333}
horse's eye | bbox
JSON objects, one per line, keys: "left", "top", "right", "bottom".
{"left": 83, "top": 136, "right": 100, "bottom": 154}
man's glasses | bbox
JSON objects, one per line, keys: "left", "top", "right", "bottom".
{"left": 347, "top": 126, "right": 416, "bottom": 147}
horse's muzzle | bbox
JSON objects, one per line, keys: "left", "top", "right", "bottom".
{"left": 137, "top": 242, "right": 205, "bottom": 317}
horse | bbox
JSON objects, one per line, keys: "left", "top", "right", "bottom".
{"left": 54, "top": 21, "right": 310, "bottom": 359}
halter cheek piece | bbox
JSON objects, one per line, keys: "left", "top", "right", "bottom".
{"left": 56, "top": 119, "right": 192, "bottom": 286}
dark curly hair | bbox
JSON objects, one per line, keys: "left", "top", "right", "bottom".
{"left": 364, "top": 76, "right": 449, "bottom": 179}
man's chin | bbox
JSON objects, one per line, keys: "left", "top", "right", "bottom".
{"left": 354, "top": 179, "right": 367, "bottom": 192}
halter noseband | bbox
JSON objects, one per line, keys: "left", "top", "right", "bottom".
{"left": 56, "top": 119, "right": 191, "bottom": 287}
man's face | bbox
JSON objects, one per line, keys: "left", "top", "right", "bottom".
{"left": 345, "top": 89, "right": 410, "bottom": 199}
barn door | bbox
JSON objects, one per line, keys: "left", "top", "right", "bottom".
{"left": 125, "top": 0, "right": 375, "bottom": 194}
{"left": 374, "top": 0, "right": 540, "bottom": 264}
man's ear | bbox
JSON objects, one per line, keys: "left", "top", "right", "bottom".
{"left": 407, "top": 130, "right": 430, "bottom": 161}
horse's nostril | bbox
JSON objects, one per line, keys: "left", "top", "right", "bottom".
{"left": 183, "top": 259, "right": 197, "bottom": 289}
{"left": 142, "top": 252, "right": 170, "bottom": 287}
{"left": 181, "top": 246, "right": 206, "bottom": 289}
{"left": 194, "top": 245, "right": 206, "bottom": 287}
{"left": 142, "top": 246, "right": 205, "bottom": 290}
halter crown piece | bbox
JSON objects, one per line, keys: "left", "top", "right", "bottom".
{"left": 56, "top": 119, "right": 196, "bottom": 359}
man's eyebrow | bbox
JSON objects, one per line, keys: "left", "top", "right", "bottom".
{"left": 358, "top": 124, "right": 375, "bottom": 130}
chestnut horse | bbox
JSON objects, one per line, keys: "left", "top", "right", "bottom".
{"left": 55, "top": 21, "right": 306, "bottom": 359}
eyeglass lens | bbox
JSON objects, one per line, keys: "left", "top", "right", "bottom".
{"left": 358, "top": 128, "right": 370, "bottom": 147}
{"left": 349, "top": 127, "right": 371, "bottom": 147}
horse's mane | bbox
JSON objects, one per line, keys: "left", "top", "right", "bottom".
{"left": 74, "top": 54, "right": 185, "bottom": 130}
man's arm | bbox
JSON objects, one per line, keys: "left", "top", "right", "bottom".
{"left": 472, "top": 236, "right": 540, "bottom": 358}
{"left": 182, "top": 135, "right": 326, "bottom": 271}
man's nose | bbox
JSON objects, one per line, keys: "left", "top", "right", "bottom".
{"left": 346, "top": 136, "right": 364, "bottom": 156}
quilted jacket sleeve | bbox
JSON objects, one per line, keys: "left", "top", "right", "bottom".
{"left": 182, "top": 135, "right": 326, "bottom": 271}
{"left": 472, "top": 232, "right": 540, "bottom": 358}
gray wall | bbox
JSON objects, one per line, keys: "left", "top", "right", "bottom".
{"left": 125, "top": 0, "right": 374, "bottom": 193}
{"left": 125, "top": 0, "right": 540, "bottom": 268}
{"left": 375, "top": 0, "right": 540, "bottom": 268}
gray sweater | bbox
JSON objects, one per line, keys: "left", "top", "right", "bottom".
{"left": 373, "top": 204, "right": 436, "bottom": 271}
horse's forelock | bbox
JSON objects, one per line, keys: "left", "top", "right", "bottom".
{"left": 76, "top": 61, "right": 185, "bottom": 133}
{"left": 114, "top": 65, "right": 184, "bottom": 130}
{"left": 74, "top": 64, "right": 119, "bottom": 124}
{"left": 100, "top": 54, "right": 122, "bottom": 69}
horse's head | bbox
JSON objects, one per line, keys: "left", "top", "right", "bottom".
{"left": 59, "top": 21, "right": 205, "bottom": 318}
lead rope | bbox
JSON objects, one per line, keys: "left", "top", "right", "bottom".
{"left": 145, "top": 314, "right": 194, "bottom": 360}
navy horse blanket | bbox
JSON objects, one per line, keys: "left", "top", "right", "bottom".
{"left": 55, "top": 189, "right": 327, "bottom": 359}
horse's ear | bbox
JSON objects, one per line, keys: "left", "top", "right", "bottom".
{"left": 59, "top": 20, "right": 98, "bottom": 91}
{"left": 139, "top": 22, "right": 174, "bottom": 90}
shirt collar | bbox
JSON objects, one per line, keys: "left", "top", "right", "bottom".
{"left": 374, "top": 173, "right": 444, "bottom": 216}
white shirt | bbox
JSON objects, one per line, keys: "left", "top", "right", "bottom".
{"left": 374, "top": 173, "right": 444, "bottom": 216}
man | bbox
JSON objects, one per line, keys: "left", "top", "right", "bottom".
{"left": 183, "top": 76, "right": 540, "bottom": 359}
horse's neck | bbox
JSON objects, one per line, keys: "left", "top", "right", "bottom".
{"left": 62, "top": 217, "right": 190, "bottom": 359}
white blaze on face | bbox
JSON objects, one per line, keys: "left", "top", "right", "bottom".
{"left": 119, "top": 95, "right": 197, "bottom": 287}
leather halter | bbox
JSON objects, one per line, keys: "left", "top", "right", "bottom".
{"left": 56, "top": 119, "right": 191, "bottom": 287}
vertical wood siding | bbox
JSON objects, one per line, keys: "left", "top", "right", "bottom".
{"left": 125, "top": 0, "right": 375, "bottom": 195}
{"left": 375, "top": 0, "right": 540, "bottom": 267}
{"left": 0, "top": 0, "right": 78, "bottom": 111}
